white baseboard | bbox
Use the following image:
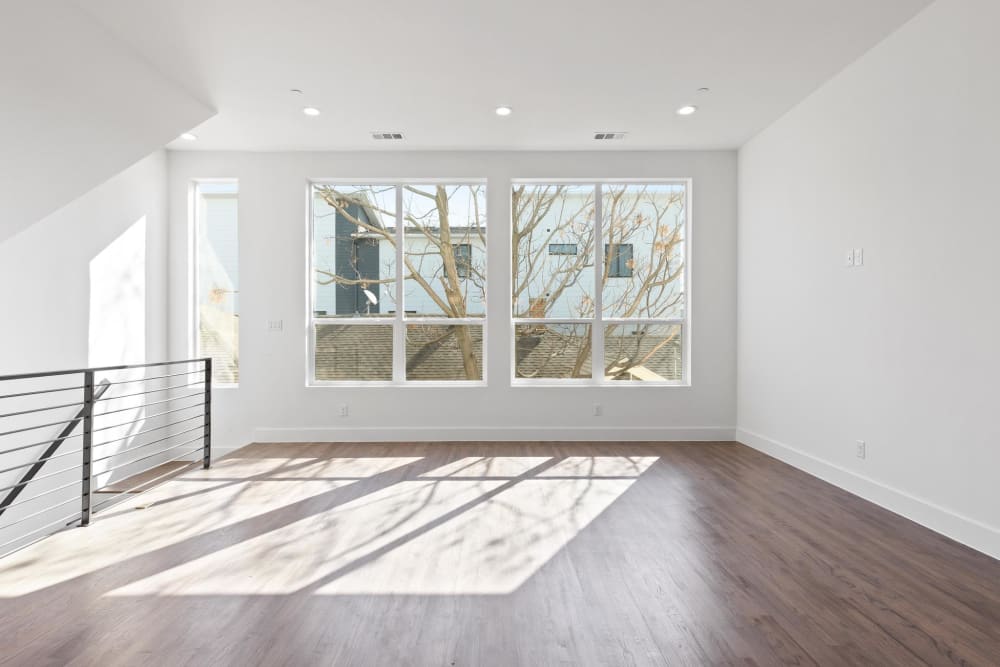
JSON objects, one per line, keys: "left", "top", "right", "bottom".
{"left": 736, "top": 428, "right": 1000, "bottom": 561}
{"left": 254, "top": 426, "right": 736, "bottom": 443}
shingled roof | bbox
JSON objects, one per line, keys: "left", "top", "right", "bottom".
{"left": 310, "top": 322, "right": 681, "bottom": 382}
{"left": 515, "top": 324, "right": 681, "bottom": 381}
{"left": 314, "top": 323, "right": 484, "bottom": 381}
{"left": 202, "top": 317, "right": 680, "bottom": 383}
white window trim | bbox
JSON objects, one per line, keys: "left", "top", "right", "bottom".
{"left": 191, "top": 178, "right": 240, "bottom": 389}
{"left": 509, "top": 178, "right": 692, "bottom": 387}
{"left": 307, "top": 179, "right": 488, "bottom": 387}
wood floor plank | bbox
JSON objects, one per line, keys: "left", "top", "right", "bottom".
{"left": 0, "top": 441, "right": 997, "bottom": 666}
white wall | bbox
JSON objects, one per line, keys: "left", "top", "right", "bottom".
{"left": 0, "top": 0, "right": 214, "bottom": 243}
{"left": 168, "top": 151, "right": 737, "bottom": 449}
{"left": 737, "top": 0, "right": 1000, "bottom": 558}
{"left": 0, "top": 151, "right": 171, "bottom": 551}
{"left": 0, "top": 151, "right": 170, "bottom": 373}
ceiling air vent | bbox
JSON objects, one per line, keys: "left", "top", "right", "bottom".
{"left": 594, "top": 132, "right": 627, "bottom": 141}
{"left": 372, "top": 132, "right": 405, "bottom": 140}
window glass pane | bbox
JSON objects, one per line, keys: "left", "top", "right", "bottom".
{"left": 196, "top": 182, "right": 239, "bottom": 384}
{"left": 312, "top": 184, "right": 397, "bottom": 318}
{"left": 603, "top": 324, "right": 682, "bottom": 382}
{"left": 453, "top": 243, "right": 472, "bottom": 279}
{"left": 605, "top": 243, "right": 634, "bottom": 278}
{"left": 405, "top": 324, "right": 483, "bottom": 381}
{"left": 402, "top": 184, "right": 486, "bottom": 317}
{"left": 514, "top": 324, "right": 592, "bottom": 379}
{"left": 314, "top": 324, "right": 393, "bottom": 381}
{"left": 512, "top": 185, "right": 595, "bottom": 319}
{"left": 601, "top": 184, "right": 686, "bottom": 319}
{"left": 548, "top": 243, "right": 578, "bottom": 256}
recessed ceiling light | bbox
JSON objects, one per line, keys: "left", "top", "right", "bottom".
{"left": 180, "top": 132, "right": 197, "bottom": 141}
{"left": 676, "top": 105, "right": 698, "bottom": 116}
{"left": 495, "top": 105, "right": 513, "bottom": 117}
{"left": 303, "top": 106, "right": 321, "bottom": 116}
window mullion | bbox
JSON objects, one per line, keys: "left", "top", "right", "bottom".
{"left": 393, "top": 186, "right": 405, "bottom": 383}
{"left": 592, "top": 184, "right": 605, "bottom": 384}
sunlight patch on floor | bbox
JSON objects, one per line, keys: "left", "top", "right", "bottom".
{"left": 98, "top": 456, "right": 658, "bottom": 597}
{"left": 0, "top": 456, "right": 421, "bottom": 596}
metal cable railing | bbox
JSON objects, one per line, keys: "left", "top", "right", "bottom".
{"left": 0, "top": 358, "right": 212, "bottom": 557}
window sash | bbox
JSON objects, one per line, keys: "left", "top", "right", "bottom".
{"left": 510, "top": 180, "right": 690, "bottom": 385}
{"left": 308, "top": 181, "right": 487, "bottom": 385}
{"left": 193, "top": 180, "right": 239, "bottom": 387}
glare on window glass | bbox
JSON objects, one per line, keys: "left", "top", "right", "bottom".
{"left": 197, "top": 181, "right": 239, "bottom": 384}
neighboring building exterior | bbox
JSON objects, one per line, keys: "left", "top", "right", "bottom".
{"left": 312, "top": 192, "right": 486, "bottom": 317}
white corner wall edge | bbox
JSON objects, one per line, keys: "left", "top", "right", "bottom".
{"left": 254, "top": 426, "right": 736, "bottom": 443}
{"left": 736, "top": 429, "right": 1000, "bottom": 560}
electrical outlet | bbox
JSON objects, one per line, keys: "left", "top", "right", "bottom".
{"left": 593, "top": 404, "right": 602, "bottom": 417}
{"left": 845, "top": 249, "right": 855, "bottom": 267}
{"left": 339, "top": 403, "right": 349, "bottom": 418}
{"left": 853, "top": 248, "right": 864, "bottom": 266}
{"left": 856, "top": 440, "right": 866, "bottom": 459}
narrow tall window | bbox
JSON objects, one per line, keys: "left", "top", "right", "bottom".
{"left": 310, "top": 182, "right": 486, "bottom": 384}
{"left": 512, "top": 182, "right": 688, "bottom": 383}
{"left": 194, "top": 181, "right": 239, "bottom": 384}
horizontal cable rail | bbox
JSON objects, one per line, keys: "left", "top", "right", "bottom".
{"left": 0, "top": 512, "right": 82, "bottom": 555}
{"left": 95, "top": 391, "right": 204, "bottom": 417}
{"left": 0, "top": 400, "right": 86, "bottom": 419}
{"left": 103, "top": 439, "right": 204, "bottom": 475}
{"left": 103, "top": 369, "right": 207, "bottom": 386}
{"left": 95, "top": 379, "right": 205, "bottom": 402}
{"left": 1, "top": 478, "right": 85, "bottom": 513}
{"left": 92, "top": 413, "right": 204, "bottom": 449}
{"left": 0, "top": 431, "right": 83, "bottom": 457}
{"left": 91, "top": 425, "right": 205, "bottom": 464}
{"left": 0, "top": 358, "right": 208, "bottom": 383}
{"left": 91, "top": 403, "right": 206, "bottom": 433}
{"left": 0, "top": 447, "right": 84, "bottom": 476}
{"left": 0, "top": 358, "right": 212, "bottom": 558}
{"left": 0, "top": 385, "right": 86, "bottom": 401}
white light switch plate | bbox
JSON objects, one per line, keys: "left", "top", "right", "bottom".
{"left": 853, "top": 248, "right": 864, "bottom": 266}
{"left": 267, "top": 319, "right": 283, "bottom": 332}
{"left": 845, "top": 249, "right": 855, "bottom": 266}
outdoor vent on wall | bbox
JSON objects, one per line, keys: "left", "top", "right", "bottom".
{"left": 372, "top": 132, "right": 405, "bottom": 140}
{"left": 594, "top": 132, "right": 626, "bottom": 140}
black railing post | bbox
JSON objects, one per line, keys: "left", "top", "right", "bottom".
{"left": 81, "top": 371, "right": 94, "bottom": 526}
{"left": 203, "top": 358, "right": 212, "bottom": 469}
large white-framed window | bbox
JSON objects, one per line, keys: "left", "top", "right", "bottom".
{"left": 193, "top": 180, "right": 240, "bottom": 386}
{"left": 511, "top": 180, "right": 690, "bottom": 385}
{"left": 308, "top": 181, "right": 487, "bottom": 385}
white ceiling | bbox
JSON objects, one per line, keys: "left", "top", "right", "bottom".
{"left": 73, "top": 0, "right": 933, "bottom": 151}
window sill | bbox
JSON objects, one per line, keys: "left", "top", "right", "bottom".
{"left": 307, "top": 381, "right": 488, "bottom": 388}
{"left": 510, "top": 380, "right": 690, "bottom": 388}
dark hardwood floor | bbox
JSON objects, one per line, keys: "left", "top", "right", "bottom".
{"left": 0, "top": 442, "right": 997, "bottom": 666}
